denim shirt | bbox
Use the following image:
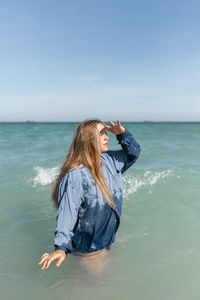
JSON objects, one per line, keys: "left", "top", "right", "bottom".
{"left": 54, "top": 128, "right": 141, "bottom": 256}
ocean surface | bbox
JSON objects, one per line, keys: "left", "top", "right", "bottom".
{"left": 0, "top": 121, "right": 200, "bottom": 300}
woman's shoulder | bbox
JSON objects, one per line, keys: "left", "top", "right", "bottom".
{"left": 61, "top": 164, "right": 87, "bottom": 185}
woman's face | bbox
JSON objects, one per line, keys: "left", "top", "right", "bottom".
{"left": 96, "top": 123, "right": 109, "bottom": 152}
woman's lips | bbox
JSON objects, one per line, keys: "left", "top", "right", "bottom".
{"left": 104, "top": 143, "right": 108, "bottom": 146}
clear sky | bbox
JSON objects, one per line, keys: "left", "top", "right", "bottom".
{"left": 0, "top": 0, "right": 200, "bottom": 122}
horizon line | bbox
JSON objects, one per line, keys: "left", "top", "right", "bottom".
{"left": 0, "top": 120, "right": 200, "bottom": 123}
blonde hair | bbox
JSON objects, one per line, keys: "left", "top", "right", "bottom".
{"left": 51, "top": 118, "right": 116, "bottom": 210}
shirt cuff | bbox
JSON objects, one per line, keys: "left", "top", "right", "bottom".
{"left": 116, "top": 128, "right": 129, "bottom": 141}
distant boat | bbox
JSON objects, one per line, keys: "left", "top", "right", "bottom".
{"left": 144, "top": 120, "right": 152, "bottom": 123}
{"left": 26, "top": 120, "right": 36, "bottom": 123}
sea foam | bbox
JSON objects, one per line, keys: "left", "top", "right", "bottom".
{"left": 123, "top": 169, "right": 173, "bottom": 198}
{"left": 31, "top": 166, "right": 60, "bottom": 186}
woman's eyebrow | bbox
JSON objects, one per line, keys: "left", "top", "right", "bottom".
{"left": 100, "top": 127, "right": 106, "bottom": 133}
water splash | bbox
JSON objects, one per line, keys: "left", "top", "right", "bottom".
{"left": 123, "top": 169, "right": 173, "bottom": 198}
{"left": 31, "top": 166, "right": 60, "bottom": 186}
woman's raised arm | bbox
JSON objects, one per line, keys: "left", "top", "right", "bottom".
{"left": 107, "top": 128, "right": 141, "bottom": 174}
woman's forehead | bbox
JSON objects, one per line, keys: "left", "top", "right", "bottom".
{"left": 97, "top": 123, "right": 105, "bottom": 132}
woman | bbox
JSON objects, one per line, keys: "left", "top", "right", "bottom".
{"left": 38, "top": 118, "right": 141, "bottom": 273}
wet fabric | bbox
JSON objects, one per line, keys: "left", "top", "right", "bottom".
{"left": 54, "top": 128, "right": 141, "bottom": 256}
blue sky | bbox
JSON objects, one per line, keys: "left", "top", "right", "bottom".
{"left": 0, "top": 0, "right": 200, "bottom": 121}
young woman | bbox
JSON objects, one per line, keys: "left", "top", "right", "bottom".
{"left": 38, "top": 118, "right": 141, "bottom": 273}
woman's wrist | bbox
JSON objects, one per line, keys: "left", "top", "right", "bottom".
{"left": 116, "top": 127, "right": 126, "bottom": 135}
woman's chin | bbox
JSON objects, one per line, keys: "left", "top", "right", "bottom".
{"left": 103, "top": 145, "right": 108, "bottom": 152}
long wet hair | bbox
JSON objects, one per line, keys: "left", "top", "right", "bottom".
{"left": 51, "top": 118, "right": 116, "bottom": 211}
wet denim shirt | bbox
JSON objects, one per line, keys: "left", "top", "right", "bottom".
{"left": 54, "top": 128, "right": 141, "bottom": 256}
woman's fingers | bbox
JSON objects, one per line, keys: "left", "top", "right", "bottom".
{"left": 41, "top": 258, "right": 49, "bottom": 270}
{"left": 45, "top": 254, "right": 60, "bottom": 269}
{"left": 41, "top": 253, "right": 49, "bottom": 258}
{"left": 38, "top": 256, "right": 48, "bottom": 265}
{"left": 104, "top": 126, "right": 112, "bottom": 132}
{"left": 56, "top": 255, "right": 65, "bottom": 267}
{"left": 108, "top": 120, "right": 122, "bottom": 128}
{"left": 38, "top": 250, "right": 66, "bottom": 270}
{"left": 108, "top": 120, "right": 115, "bottom": 126}
{"left": 117, "top": 120, "right": 121, "bottom": 127}
{"left": 105, "top": 120, "right": 124, "bottom": 135}
{"left": 38, "top": 253, "right": 49, "bottom": 265}
{"left": 105, "top": 121, "right": 116, "bottom": 131}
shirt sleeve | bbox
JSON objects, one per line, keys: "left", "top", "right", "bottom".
{"left": 53, "top": 171, "right": 83, "bottom": 256}
{"left": 106, "top": 128, "right": 141, "bottom": 174}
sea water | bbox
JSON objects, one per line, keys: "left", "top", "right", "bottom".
{"left": 0, "top": 121, "right": 200, "bottom": 300}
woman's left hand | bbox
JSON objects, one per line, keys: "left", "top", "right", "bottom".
{"left": 38, "top": 250, "right": 66, "bottom": 270}
{"left": 105, "top": 120, "right": 125, "bottom": 135}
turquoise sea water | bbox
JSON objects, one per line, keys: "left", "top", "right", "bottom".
{"left": 0, "top": 122, "right": 200, "bottom": 300}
